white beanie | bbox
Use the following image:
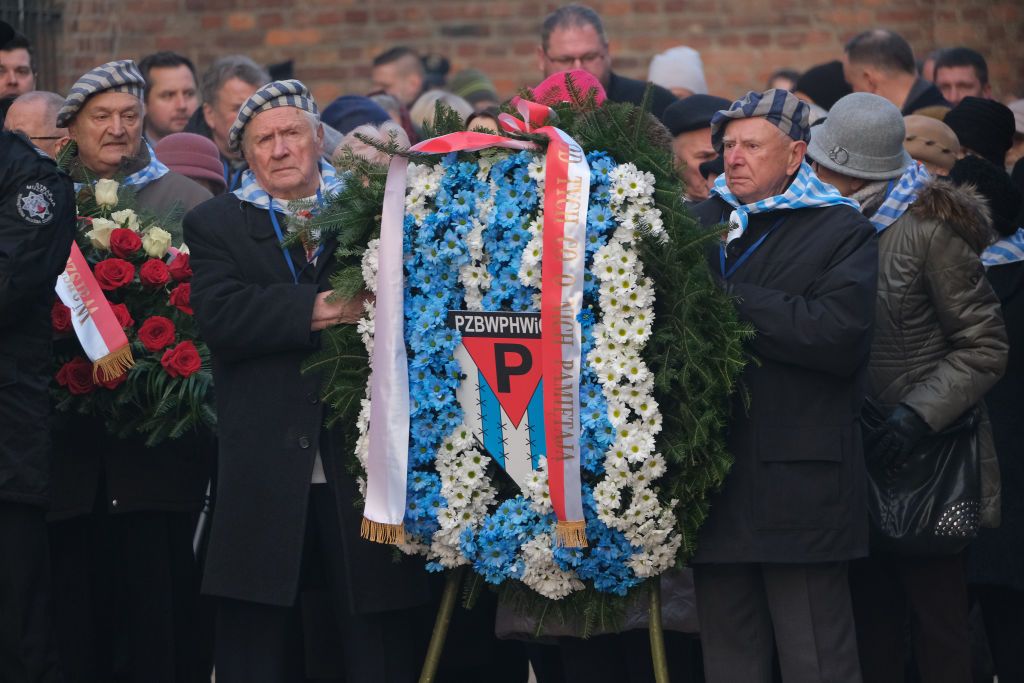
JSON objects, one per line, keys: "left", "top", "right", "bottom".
{"left": 647, "top": 46, "right": 708, "bottom": 95}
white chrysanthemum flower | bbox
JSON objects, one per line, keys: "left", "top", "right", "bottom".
{"left": 360, "top": 239, "right": 380, "bottom": 293}
{"left": 605, "top": 400, "right": 630, "bottom": 427}
{"left": 623, "top": 431, "right": 656, "bottom": 463}
{"left": 593, "top": 479, "right": 622, "bottom": 510}
{"left": 527, "top": 158, "right": 546, "bottom": 183}
{"left": 520, "top": 534, "right": 584, "bottom": 600}
{"left": 522, "top": 235, "right": 543, "bottom": 266}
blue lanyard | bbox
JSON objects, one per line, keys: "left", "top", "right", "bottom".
{"left": 268, "top": 189, "right": 325, "bottom": 285}
{"left": 719, "top": 215, "right": 786, "bottom": 279}
{"left": 222, "top": 160, "right": 243, "bottom": 191}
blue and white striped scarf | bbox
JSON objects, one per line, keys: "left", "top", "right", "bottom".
{"left": 73, "top": 140, "right": 169, "bottom": 193}
{"left": 122, "top": 140, "right": 170, "bottom": 189}
{"left": 982, "top": 227, "right": 1024, "bottom": 267}
{"left": 712, "top": 161, "right": 859, "bottom": 242}
{"left": 869, "top": 161, "right": 930, "bottom": 233}
{"left": 233, "top": 158, "right": 343, "bottom": 216}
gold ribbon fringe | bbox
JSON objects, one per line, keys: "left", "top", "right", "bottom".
{"left": 555, "top": 520, "right": 588, "bottom": 548}
{"left": 360, "top": 517, "right": 405, "bottom": 545}
{"left": 92, "top": 345, "right": 135, "bottom": 382}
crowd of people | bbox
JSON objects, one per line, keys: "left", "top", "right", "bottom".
{"left": 1, "top": 3, "right": 1023, "bottom": 683}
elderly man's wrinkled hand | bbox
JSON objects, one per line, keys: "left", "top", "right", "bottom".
{"left": 311, "top": 290, "right": 374, "bottom": 331}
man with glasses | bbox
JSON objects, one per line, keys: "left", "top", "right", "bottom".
{"left": 537, "top": 4, "right": 676, "bottom": 117}
{"left": 4, "top": 91, "right": 66, "bottom": 158}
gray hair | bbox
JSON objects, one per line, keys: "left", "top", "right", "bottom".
{"left": 11, "top": 90, "right": 65, "bottom": 129}
{"left": 409, "top": 89, "right": 473, "bottom": 132}
{"left": 541, "top": 4, "right": 607, "bottom": 51}
{"left": 200, "top": 55, "right": 270, "bottom": 106}
{"left": 240, "top": 107, "right": 321, "bottom": 156}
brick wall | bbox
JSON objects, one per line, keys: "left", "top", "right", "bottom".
{"left": 55, "top": 0, "right": 1024, "bottom": 106}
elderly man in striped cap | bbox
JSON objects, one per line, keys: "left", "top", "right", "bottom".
{"left": 687, "top": 89, "right": 878, "bottom": 682}
{"left": 45, "top": 59, "right": 217, "bottom": 683}
{"left": 184, "top": 79, "right": 432, "bottom": 683}
{"left": 56, "top": 59, "right": 210, "bottom": 229}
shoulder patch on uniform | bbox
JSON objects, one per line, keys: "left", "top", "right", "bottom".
{"left": 16, "top": 183, "right": 56, "bottom": 225}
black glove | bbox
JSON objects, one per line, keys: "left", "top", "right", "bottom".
{"left": 872, "top": 404, "right": 931, "bottom": 475}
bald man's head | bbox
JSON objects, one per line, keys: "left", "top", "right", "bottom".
{"left": 4, "top": 90, "right": 66, "bottom": 157}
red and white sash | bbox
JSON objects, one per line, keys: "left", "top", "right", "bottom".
{"left": 54, "top": 242, "right": 134, "bottom": 381}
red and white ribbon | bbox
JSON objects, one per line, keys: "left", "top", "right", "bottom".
{"left": 54, "top": 242, "right": 134, "bottom": 381}
{"left": 362, "top": 103, "right": 590, "bottom": 547}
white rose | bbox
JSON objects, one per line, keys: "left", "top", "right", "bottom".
{"left": 93, "top": 179, "right": 119, "bottom": 209}
{"left": 85, "top": 218, "right": 117, "bottom": 250}
{"left": 110, "top": 208, "right": 140, "bottom": 231}
{"left": 142, "top": 227, "right": 173, "bottom": 258}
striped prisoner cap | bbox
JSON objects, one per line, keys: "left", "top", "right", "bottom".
{"left": 227, "top": 79, "right": 319, "bottom": 153}
{"left": 710, "top": 88, "right": 811, "bottom": 154}
{"left": 56, "top": 59, "right": 146, "bottom": 128}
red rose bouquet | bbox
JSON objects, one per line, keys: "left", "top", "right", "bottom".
{"left": 52, "top": 178, "right": 215, "bottom": 445}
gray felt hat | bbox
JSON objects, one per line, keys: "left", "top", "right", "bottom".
{"left": 228, "top": 79, "right": 319, "bottom": 153}
{"left": 57, "top": 59, "right": 146, "bottom": 128}
{"left": 807, "top": 92, "right": 912, "bottom": 181}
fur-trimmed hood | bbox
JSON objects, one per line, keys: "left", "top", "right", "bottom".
{"left": 910, "top": 178, "right": 994, "bottom": 254}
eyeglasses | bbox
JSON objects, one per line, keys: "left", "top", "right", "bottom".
{"left": 544, "top": 51, "right": 606, "bottom": 68}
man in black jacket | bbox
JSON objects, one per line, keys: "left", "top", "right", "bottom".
{"left": 185, "top": 79, "right": 431, "bottom": 683}
{"left": 688, "top": 89, "right": 878, "bottom": 683}
{"left": 843, "top": 29, "right": 949, "bottom": 115}
{"left": 0, "top": 57, "right": 76, "bottom": 676}
{"left": 537, "top": 4, "right": 676, "bottom": 118}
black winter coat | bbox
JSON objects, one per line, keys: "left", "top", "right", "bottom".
{"left": 184, "top": 193, "right": 432, "bottom": 611}
{"left": 0, "top": 133, "right": 76, "bottom": 507}
{"left": 690, "top": 196, "right": 878, "bottom": 564}
{"left": 970, "top": 260, "right": 1024, "bottom": 589}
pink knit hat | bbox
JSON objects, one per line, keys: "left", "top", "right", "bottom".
{"left": 154, "top": 132, "right": 226, "bottom": 192}
{"left": 528, "top": 69, "right": 607, "bottom": 108}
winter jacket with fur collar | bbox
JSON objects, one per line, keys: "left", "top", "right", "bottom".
{"left": 864, "top": 178, "right": 1008, "bottom": 527}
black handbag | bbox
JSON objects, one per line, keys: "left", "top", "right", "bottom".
{"left": 860, "top": 398, "right": 982, "bottom": 556}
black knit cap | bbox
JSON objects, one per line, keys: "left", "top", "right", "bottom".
{"left": 944, "top": 97, "right": 1016, "bottom": 167}
{"left": 661, "top": 94, "right": 731, "bottom": 136}
{"left": 949, "top": 155, "right": 1023, "bottom": 237}
{"left": 794, "top": 61, "right": 852, "bottom": 111}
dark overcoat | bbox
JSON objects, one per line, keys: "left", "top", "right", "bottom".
{"left": 970, "top": 260, "right": 1024, "bottom": 589}
{"left": 0, "top": 132, "right": 76, "bottom": 507}
{"left": 184, "top": 192, "right": 432, "bottom": 610}
{"left": 689, "top": 196, "right": 878, "bottom": 564}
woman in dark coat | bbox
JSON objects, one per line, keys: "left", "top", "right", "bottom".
{"left": 957, "top": 156, "right": 1024, "bottom": 683}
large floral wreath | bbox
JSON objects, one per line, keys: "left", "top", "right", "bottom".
{"left": 307, "top": 93, "right": 749, "bottom": 623}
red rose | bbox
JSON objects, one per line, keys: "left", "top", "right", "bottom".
{"left": 97, "top": 372, "right": 127, "bottom": 390}
{"left": 55, "top": 357, "right": 95, "bottom": 395}
{"left": 160, "top": 341, "right": 202, "bottom": 379}
{"left": 169, "top": 282, "right": 192, "bottom": 315}
{"left": 52, "top": 300, "right": 72, "bottom": 334}
{"left": 137, "top": 316, "right": 176, "bottom": 352}
{"left": 110, "top": 303, "right": 134, "bottom": 330}
{"left": 168, "top": 253, "right": 192, "bottom": 282}
{"left": 93, "top": 258, "right": 135, "bottom": 291}
{"left": 139, "top": 259, "right": 170, "bottom": 288}
{"left": 109, "top": 228, "right": 142, "bottom": 259}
